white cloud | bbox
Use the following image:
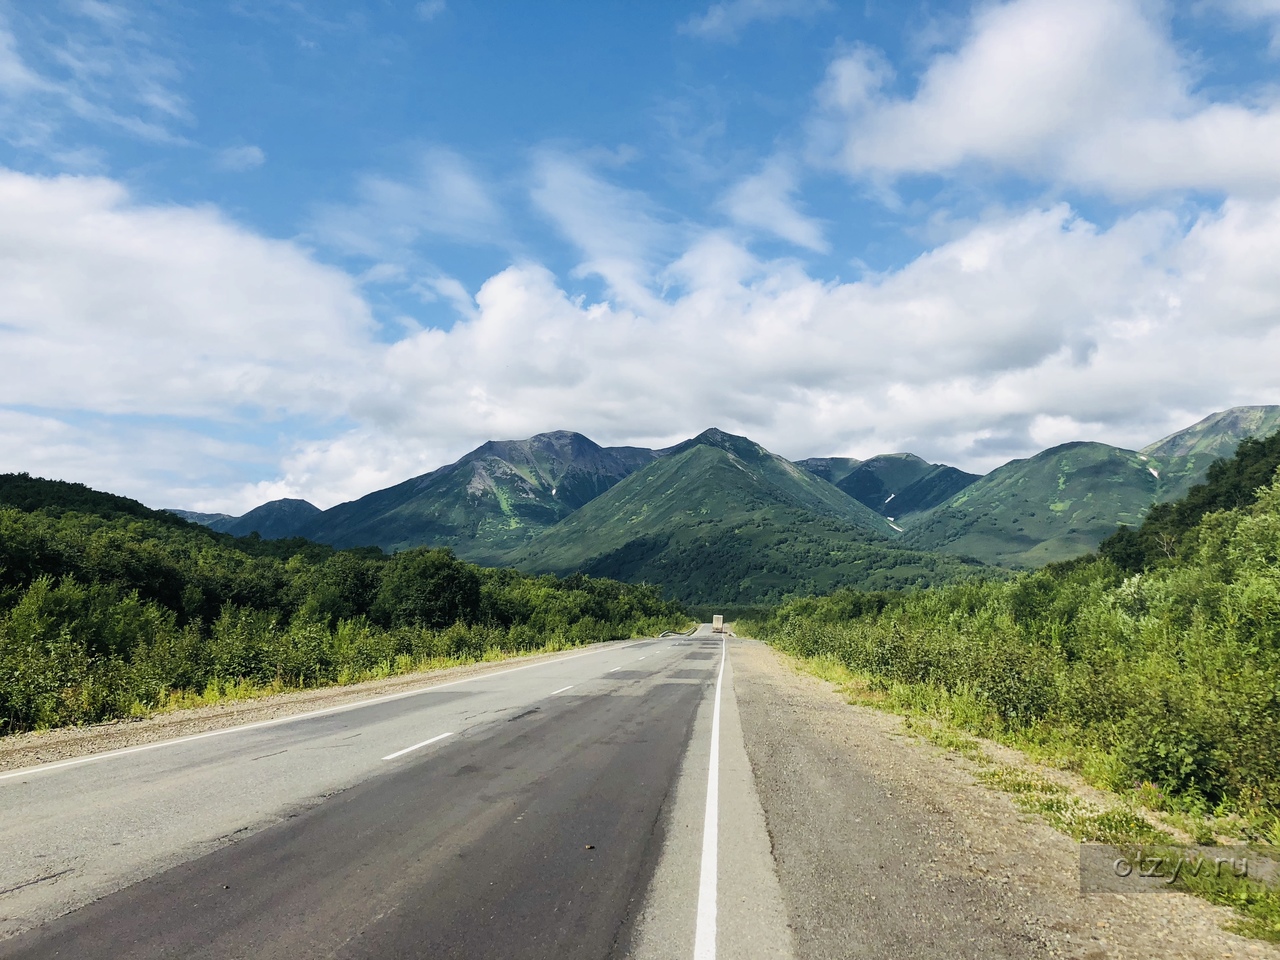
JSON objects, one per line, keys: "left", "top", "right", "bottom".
{"left": 720, "top": 158, "right": 828, "bottom": 251}
{"left": 311, "top": 147, "right": 504, "bottom": 258}
{"left": 682, "top": 0, "right": 833, "bottom": 41}
{"left": 0, "top": 168, "right": 376, "bottom": 425}
{"left": 530, "top": 150, "right": 681, "bottom": 311}
{"left": 281, "top": 196, "right": 1280, "bottom": 498}
{"left": 816, "top": 0, "right": 1280, "bottom": 198}
{"left": 216, "top": 144, "right": 265, "bottom": 171}
{"left": 0, "top": 19, "right": 42, "bottom": 95}
{"left": 6, "top": 166, "right": 1280, "bottom": 512}
{"left": 0, "top": 2, "right": 190, "bottom": 150}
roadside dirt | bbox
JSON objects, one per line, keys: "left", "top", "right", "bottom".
{"left": 733, "top": 639, "right": 1278, "bottom": 960}
{"left": 0, "top": 647, "right": 593, "bottom": 773}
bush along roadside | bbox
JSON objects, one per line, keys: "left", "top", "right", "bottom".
{"left": 744, "top": 444, "right": 1280, "bottom": 941}
{"left": 0, "top": 492, "right": 688, "bottom": 734}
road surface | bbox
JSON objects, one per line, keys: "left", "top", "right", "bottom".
{"left": 0, "top": 627, "right": 1263, "bottom": 960}
{"left": 0, "top": 626, "right": 790, "bottom": 959}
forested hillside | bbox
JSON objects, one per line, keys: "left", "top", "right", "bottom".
{"left": 751, "top": 432, "right": 1280, "bottom": 822}
{"left": 0, "top": 475, "right": 686, "bottom": 735}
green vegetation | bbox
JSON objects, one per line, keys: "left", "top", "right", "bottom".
{"left": 510, "top": 429, "right": 980, "bottom": 605}
{"left": 750, "top": 432, "right": 1280, "bottom": 832}
{"left": 903, "top": 441, "right": 1160, "bottom": 566}
{"left": 0, "top": 474, "right": 686, "bottom": 735}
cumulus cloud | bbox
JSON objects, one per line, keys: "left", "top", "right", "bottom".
{"left": 682, "top": 0, "right": 833, "bottom": 41}
{"left": 216, "top": 144, "right": 265, "bottom": 171}
{"left": 720, "top": 158, "right": 828, "bottom": 251}
{"left": 5, "top": 163, "right": 1280, "bottom": 512}
{"left": 815, "top": 0, "right": 1280, "bottom": 198}
{"left": 0, "top": 169, "right": 376, "bottom": 423}
{"left": 276, "top": 197, "right": 1280, "bottom": 503}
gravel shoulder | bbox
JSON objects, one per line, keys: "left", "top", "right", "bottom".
{"left": 733, "top": 638, "right": 1279, "bottom": 960}
{"left": 0, "top": 645, "right": 614, "bottom": 773}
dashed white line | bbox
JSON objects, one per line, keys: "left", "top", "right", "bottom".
{"left": 550, "top": 685, "right": 575, "bottom": 695}
{"left": 381, "top": 731, "right": 454, "bottom": 762}
{"left": 0, "top": 638, "right": 653, "bottom": 783}
{"left": 693, "top": 636, "right": 726, "bottom": 960}
{"left": 608, "top": 667, "right": 621, "bottom": 673}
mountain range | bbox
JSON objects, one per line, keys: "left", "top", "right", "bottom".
{"left": 167, "top": 405, "right": 1280, "bottom": 601}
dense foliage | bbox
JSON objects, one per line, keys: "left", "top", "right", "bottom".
{"left": 751, "top": 440, "right": 1280, "bottom": 820}
{"left": 1101, "top": 430, "right": 1280, "bottom": 573}
{"left": 0, "top": 476, "right": 686, "bottom": 734}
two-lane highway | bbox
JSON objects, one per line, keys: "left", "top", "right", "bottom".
{"left": 0, "top": 627, "right": 793, "bottom": 959}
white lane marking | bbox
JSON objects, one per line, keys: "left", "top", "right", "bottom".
{"left": 694, "top": 636, "right": 726, "bottom": 960}
{"left": 637, "top": 656, "right": 646, "bottom": 660}
{"left": 550, "top": 685, "right": 575, "bottom": 695}
{"left": 0, "top": 639, "right": 653, "bottom": 783}
{"left": 382, "top": 731, "right": 453, "bottom": 762}
{"left": 608, "top": 667, "right": 621, "bottom": 673}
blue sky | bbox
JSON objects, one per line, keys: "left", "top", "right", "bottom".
{"left": 2, "top": 0, "right": 1280, "bottom": 511}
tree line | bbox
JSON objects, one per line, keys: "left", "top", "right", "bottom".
{"left": 0, "top": 475, "right": 686, "bottom": 734}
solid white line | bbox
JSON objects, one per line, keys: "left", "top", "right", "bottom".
{"left": 0, "top": 639, "right": 649, "bottom": 783}
{"left": 549, "top": 685, "right": 574, "bottom": 695}
{"left": 693, "top": 636, "right": 726, "bottom": 960}
{"left": 382, "top": 731, "right": 453, "bottom": 761}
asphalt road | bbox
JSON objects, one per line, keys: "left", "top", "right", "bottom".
{"left": 0, "top": 627, "right": 793, "bottom": 959}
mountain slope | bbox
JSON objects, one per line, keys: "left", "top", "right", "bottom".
{"left": 302, "top": 431, "right": 658, "bottom": 560}
{"left": 888, "top": 465, "right": 982, "bottom": 520}
{"left": 793, "top": 457, "right": 862, "bottom": 486}
{"left": 831, "top": 454, "right": 980, "bottom": 522}
{"left": 1141, "top": 405, "right": 1280, "bottom": 501}
{"left": 903, "top": 442, "right": 1157, "bottom": 567}
{"left": 509, "top": 429, "right": 975, "bottom": 604}
{"left": 211, "top": 498, "right": 321, "bottom": 538}
{"left": 834, "top": 453, "right": 933, "bottom": 510}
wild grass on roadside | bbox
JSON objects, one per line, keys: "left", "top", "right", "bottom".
{"left": 130, "top": 635, "right": 601, "bottom": 720}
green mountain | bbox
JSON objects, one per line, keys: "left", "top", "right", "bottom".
{"left": 1, "top": 472, "right": 194, "bottom": 528}
{"left": 793, "top": 456, "right": 862, "bottom": 486}
{"left": 169, "top": 509, "right": 234, "bottom": 526}
{"left": 301, "top": 431, "right": 658, "bottom": 561}
{"left": 207, "top": 498, "right": 321, "bottom": 539}
{"left": 903, "top": 442, "right": 1158, "bottom": 567}
{"left": 830, "top": 454, "right": 979, "bottom": 524}
{"left": 795, "top": 454, "right": 979, "bottom": 524}
{"left": 508, "top": 429, "right": 976, "bottom": 605}
{"left": 887, "top": 464, "right": 982, "bottom": 521}
{"left": 1140, "top": 405, "right": 1280, "bottom": 502}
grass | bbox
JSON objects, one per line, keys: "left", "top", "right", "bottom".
{"left": 117, "top": 634, "right": 629, "bottom": 725}
{"left": 777, "top": 647, "right": 1280, "bottom": 943}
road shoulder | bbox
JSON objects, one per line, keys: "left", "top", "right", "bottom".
{"left": 733, "top": 638, "right": 1278, "bottom": 960}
